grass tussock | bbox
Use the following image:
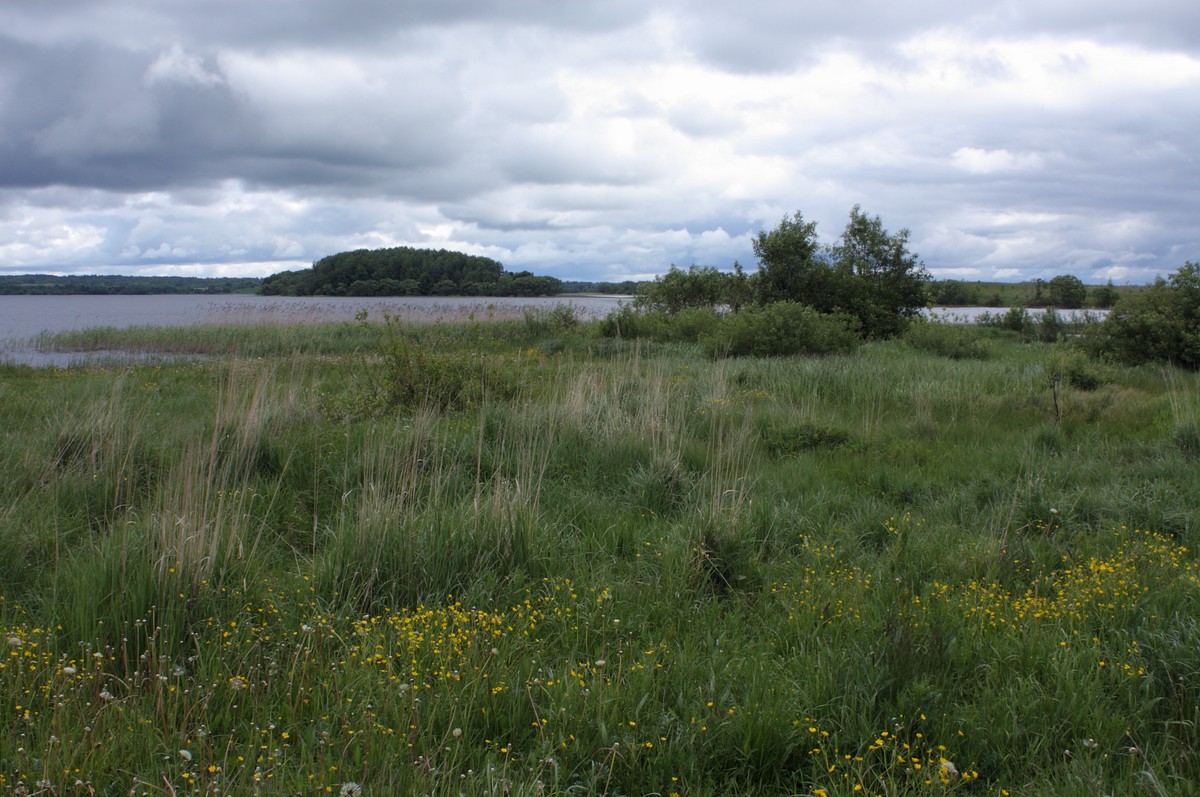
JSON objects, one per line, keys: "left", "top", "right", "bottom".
{"left": 1, "top": 315, "right": 1199, "bottom": 795}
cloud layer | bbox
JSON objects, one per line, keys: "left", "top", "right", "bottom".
{"left": 2, "top": 1, "right": 1198, "bottom": 283}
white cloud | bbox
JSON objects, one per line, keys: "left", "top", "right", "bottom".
{"left": 952, "top": 147, "right": 1044, "bottom": 174}
{"left": 0, "top": 2, "right": 1198, "bottom": 281}
{"left": 145, "top": 44, "right": 223, "bottom": 87}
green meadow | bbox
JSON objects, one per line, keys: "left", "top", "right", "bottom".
{"left": 1, "top": 313, "right": 1198, "bottom": 796}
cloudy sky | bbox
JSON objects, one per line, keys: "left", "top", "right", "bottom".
{"left": 2, "top": 1, "right": 1198, "bottom": 284}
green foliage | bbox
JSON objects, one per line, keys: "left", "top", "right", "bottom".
{"left": 598, "top": 305, "right": 720, "bottom": 343}
{"left": 520, "top": 304, "right": 579, "bottom": 338}
{"left": 559, "top": 279, "right": 642, "bottom": 294}
{"left": 759, "top": 421, "right": 852, "bottom": 456}
{"left": 979, "top": 306, "right": 1031, "bottom": 333}
{"left": 1093, "top": 261, "right": 1200, "bottom": 368}
{"left": 1046, "top": 346, "right": 1108, "bottom": 391}
{"left": 751, "top": 206, "right": 929, "bottom": 338}
{"left": 904, "top": 318, "right": 991, "bottom": 359}
{"left": 706, "top": 302, "right": 860, "bottom": 358}
{"left": 261, "top": 246, "right": 563, "bottom": 297}
{"left": 752, "top": 211, "right": 825, "bottom": 306}
{"left": 1047, "top": 274, "right": 1087, "bottom": 309}
{"left": 636, "top": 264, "right": 732, "bottom": 313}
{"left": 927, "top": 279, "right": 980, "bottom": 306}
{"left": 4, "top": 319, "right": 1200, "bottom": 794}
{"left": 0, "top": 274, "right": 261, "bottom": 295}
{"left": 361, "top": 317, "right": 519, "bottom": 412}
{"left": 1089, "top": 279, "right": 1120, "bottom": 309}
{"left": 1033, "top": 307, "right": 1067, "bottom": 343}
{"left": 830, "top": 205, "right": 931, "bottom": 337}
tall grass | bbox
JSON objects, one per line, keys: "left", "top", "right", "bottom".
{"left": 1, "top": 319, "right": 1198, "bottom": 794}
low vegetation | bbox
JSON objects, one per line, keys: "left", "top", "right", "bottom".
{"left": 2, "top": 302, "right": 1198, "bottom": 795}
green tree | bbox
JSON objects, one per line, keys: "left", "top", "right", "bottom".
{"left": 829, "top": 205, "right": 930, "bottom": 337}
{"left": 636, "top": 265, "right": 729, "bottom": 314}
{"left": 750, "top": 207, "right": 928, "bottom": 338}
{"left": 751, "top": 211, "right": 828, "bottom": 307}
{"left": 1090, "top": 280, "right": 1119, "bottom": 309}
{"left": 929, "top": 279, "right": 979, "bottom": 306}
{"left": 1047, "top": 274, "right": 1087, "bottom": 309}
{"left": 1095, "top": 261, "right": 1200, "bottom": 368}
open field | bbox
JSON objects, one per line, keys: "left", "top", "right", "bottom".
{"left": 1, "top": 314, "right": 1198, "bottom": 795}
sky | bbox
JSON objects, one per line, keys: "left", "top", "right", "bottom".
{"left": 1, "top": 1, "right": 1198, "bottom": 285}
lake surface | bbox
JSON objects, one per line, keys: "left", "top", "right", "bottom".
{"left": 0, "top": 295, "right": 1106, "bottom": 367}
{"left": 0, "top": 294, "right": 630, "bottom": 366}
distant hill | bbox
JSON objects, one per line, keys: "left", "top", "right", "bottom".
{"left": 0, "top": 274, "right": 262, "bottom": 295}
{"left": 260, "top": 247, "right": 563, "bottom": 297}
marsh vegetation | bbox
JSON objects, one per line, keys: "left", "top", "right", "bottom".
{"left": 1, "top": 307, "right": 1198, "bottom": 795}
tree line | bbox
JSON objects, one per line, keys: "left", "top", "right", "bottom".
{"left": 259, "top": 247, "right": 563, "bottom": 297}
{"left": 0, "top": 275, "right": 262, "bottom": 295}
{"left": 928, "top": 275, "right": 1121, "bottom": 309}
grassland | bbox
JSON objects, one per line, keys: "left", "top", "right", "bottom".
{"left": 1, "top": 312, "right": 1198, "bottom": 796}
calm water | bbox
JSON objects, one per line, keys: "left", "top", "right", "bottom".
{"left": 0, "top": 295, "right": 1105, "bottom": 367}
{"left": 0, "top": 294, "right": 629, "bottom": 366}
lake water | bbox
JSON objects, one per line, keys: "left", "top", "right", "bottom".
{"left": 0, "top": 294, "right": 630, "bottom": 366}
{"left": 0, "top": 295, "right": 1106, "bottom": 367}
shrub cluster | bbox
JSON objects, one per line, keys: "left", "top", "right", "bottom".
{"left": 705, "top": 303, "right": 861, "bottom": 358}
{"left": 903, "top": 318, "right": 990, "bottom": 359}
{"left": 1090, "top": 261, "right": 1200, "bottom": 369}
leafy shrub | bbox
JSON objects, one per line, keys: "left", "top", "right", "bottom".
{"left": 978, "top": 306, "right": 1031, "bottom": 333}
{"left": 1046, "top": 348, "right": 1107, "bottom": 391}
{"left": 635, "top": 264, "right": 735, "bottom": 313}
{"left": 1091, "top": 262, "right": 1200, "bottom": 369}
{"left": 904, "top": 319, "right": 990, "bottom": 359}
{"left": 1032, "top": 308, "right": 1066, "bottom": 343}
{"left": 759, "top": 421, "right": 852, "bottom": 456}
{"left": 521, "top": 304, "right": 579, "bottom": 337}
{"left": 598, "top": 305, "right": 719, "bottom": 343}
{"left": 705, "top": 302, "right": 860, "bottom": 358}
{"left": 362, "top": 317, "right": 518, "bottom": 413}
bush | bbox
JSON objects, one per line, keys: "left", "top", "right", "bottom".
{"left": 361, "top": 317, "right": 518, "bottom": 413}
{"left": 904, "top": 319, "right": 990, "bottom": 359}
{"left": 1093, "top": 262, "right": 1200, "bottom": 369}
{"left": 705, "top": 302, "right": 860, "bottom": 358}
{"left": 521, "top": 304, "right": 579, "bottom": 337}
{"left": 1032, "top": 308, "right": 1066, "bottom": 343}
{"left": 598, "top": 305, "right": 719, "bottom": 343}
{"left": 978, "top": 306, "right": 1031, "bottom": 335}
{"left": 759, "top": 421, "right": 852, "bottom": 456}
{"left": 1046, "top": 347, "right": 1108, "bottom": 391}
